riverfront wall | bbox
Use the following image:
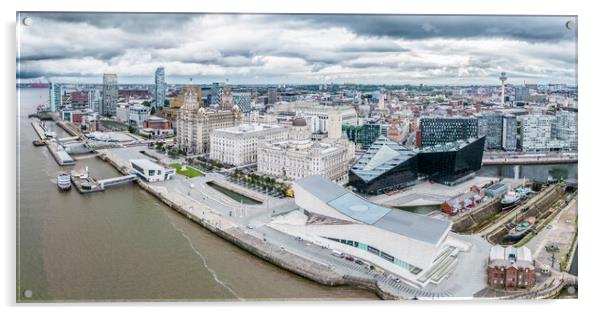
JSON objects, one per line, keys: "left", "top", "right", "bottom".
{"left": 98, "top": 151, "right": 402, "bottom": 300}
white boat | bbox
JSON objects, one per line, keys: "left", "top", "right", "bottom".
{"left": 57, "top": 173, "right": 72, "bottom": 191}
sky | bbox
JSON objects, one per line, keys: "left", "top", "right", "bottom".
{"left": 16, "top": 13, "right": 578, "bottom": 85}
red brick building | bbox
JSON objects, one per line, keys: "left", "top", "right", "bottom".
{"left": 441, "top": 191, "right": 482, "bottom": 215}
{"left": 144, "top": 116, "right": 172, "bottom": 130}
{"left": 487, "top": 245, "right": 536, "bottom": 290}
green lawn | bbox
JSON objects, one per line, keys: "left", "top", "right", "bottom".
{"left": 169, "top": 163, "right": 204, "bottom": 178}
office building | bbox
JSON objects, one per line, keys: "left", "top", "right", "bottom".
{"left": 553, "top": 110, "right": 578, "bottom": 151}
{"left": 519, "top": 115, "right": 556, "bottom": 152}
{"left": 210, "top": 82, "right": 222, "bottom": 106}
{"left": 478, "top": 112, "right": 517, "bottom": 151}
{"left": 267, "top": 88, "right": 278, "bottom": 105}
{"left": 502, "top": 115, "right": 518, "bottom": 151}
{"left": 418, "top": 117, "right": 478, "bottom": 147}
{"left": 101, "top": 73, "right": 118, "bottom": 116}
{"left": 272, "top": 102, "right": 358, "bottom": 134}
{"left": 155, "top": 67, "right": 166, "bottom": 109}
{"left": 49, "top": 82, "right": 62, "bottom": 112}
{"left": 233, "top": 92, "right": 252, "bottom": 113}
{"left": 343, "top": 121, "right": 382, "bottom": 149}
{"left": 514, "top": 86, "right": 529, "bottom": 106}
{"left": 478, "top": 113, "right": 504, "bottom": 150}
{"left": 210, "top": 123, "right": 288, "bottom": 166}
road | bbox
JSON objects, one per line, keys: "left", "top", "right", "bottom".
{"left": 526, "top": 197, "right": 578, "bottom": 271}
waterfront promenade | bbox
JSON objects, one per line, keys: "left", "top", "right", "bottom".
{"left": 96, "top": 147, "right": 494, "bottom": 299}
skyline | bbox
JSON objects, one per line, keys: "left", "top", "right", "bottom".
{"left": 17, "top": 13, "right": 577, "bottom": 85}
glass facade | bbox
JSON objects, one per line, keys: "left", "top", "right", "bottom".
{"left": 419, "top": 117, "right": 478, "bottom": 147}
{"left": 417, "top": 136, "right": 485, "bottom": 183}
{"left": 342, "top": 123, "right": 381, "bottom": 149}
{"left": 349, "top": 155, "right": 418, "bottom": 195}
{"left": 322, "top": 236, "right": 422, "bottom": 273}
{"left": 349, "top": 136, "right": 418, "bottom": 195}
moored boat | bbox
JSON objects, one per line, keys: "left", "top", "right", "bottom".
{"left": 57, "top": 173, "right": 72, "bottom": 191}
{"left": 508, "top": 216, "right": 536, "bottom": 241}
{"left": 501, "top": 191, "right": 523, "bottom": 211}
{"left": 33, "top": 139, "right": 47, "bottom": 146}
{"left": 500, "top": 186, "right": 531, "bottom": 211}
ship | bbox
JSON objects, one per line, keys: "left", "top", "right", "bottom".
{"left": 508, "top": 217, "right": 536, "bottom": 242}
{"left": 57, "top": 172, "right": 72, "bottom": 191}
{"left": 32, "top": 139, "right": 47, "bottom": 146}
{"left": 501, "top": 191, "right": 523, "bottom": 211}
{"left": 500, "top": 186, "right": 532, "bottom": 211}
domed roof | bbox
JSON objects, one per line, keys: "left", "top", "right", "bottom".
{"left": 292, "top": 117, "right": 307, "bottom": 127}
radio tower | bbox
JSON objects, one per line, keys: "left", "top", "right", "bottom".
{"left": 499, "top": 72, "right": 507, "bottom": 106}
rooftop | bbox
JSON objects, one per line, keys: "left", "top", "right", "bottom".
{"left": 420, "top": 136, "right": 484, "bottom": 153}
{"left": 295, "top": 175, "right": 451, "bottom": 244}
{"left": 214, "top": 123, "right": 285, "bottom": 135}
{"left": 130, "top": 158, "right": 164, "bottom": 170}
{"left": 350, "top": 136, "right": 417, "bottom": 182}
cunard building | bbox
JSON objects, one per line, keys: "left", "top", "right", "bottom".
{"left": 176, "top": 88, "right": 242, "bottom": 155}
{"left": 257, "top": 117, "right": 355, "bottom": 184}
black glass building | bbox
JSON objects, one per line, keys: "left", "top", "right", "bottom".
{"left": 349, "top": 136, "right": 418, "bottom": 195}
{"left": 348, "top": 136, "right": 485, "bottom": 194}
{"left": 417, "top": 136, "right": 486, "bottom": 184}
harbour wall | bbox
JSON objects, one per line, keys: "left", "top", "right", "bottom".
{"left": 98, "top": 152, "right": 402, "bottom": 300}
{"left": 452, "top": 198, "right": 501, "bottom": 233}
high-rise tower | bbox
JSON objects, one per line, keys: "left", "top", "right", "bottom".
{"left": 155, "top": 67, "right": 166, "bottom": 109}
{"left": 499, "top": 72, "right": 507, "bottom": 106}
{"left": 101, "top": 73, "right": 118, "bottom": 116}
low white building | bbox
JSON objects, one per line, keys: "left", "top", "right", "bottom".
{"left": 269, "top": 176, "right": 468, "bottom": 286}
{"left": 210, "top": 123, "right": 288, "bottom": 166}
{"left": 130, "top": 159, "right": 175, "bottom": 182}
{"left": 128, "top": 105, "right": 150, "bottom": 127}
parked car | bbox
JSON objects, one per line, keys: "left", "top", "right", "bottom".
{"left": 331, "top": 250, "right": 344, "bottom": 258}
{"left": 354, "top": 260, "right": 365, "bottom": 266}
{"left": 345, "top": 256, "right": 354, "bottom": 262}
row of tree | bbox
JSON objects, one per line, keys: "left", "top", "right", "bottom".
{"left": 229, "top": 170, "right": 291, "bottom": 196}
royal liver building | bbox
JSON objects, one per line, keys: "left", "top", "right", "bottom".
{"left": 176, "top": 87, "right": 242, "bottom": 155}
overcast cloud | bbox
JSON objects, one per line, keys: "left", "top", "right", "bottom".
{"left": 16, "top": 13, "right": 577, "bottom": 85}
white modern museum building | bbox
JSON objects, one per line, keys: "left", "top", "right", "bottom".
{"left": 269, "top": 175, "right": 471, "bottom": 286}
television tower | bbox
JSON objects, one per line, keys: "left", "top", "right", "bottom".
{"left": 499, "top": 72, "right": 507, "bottom": 106}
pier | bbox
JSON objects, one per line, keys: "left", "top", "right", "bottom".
{"left": 97, "top": 175, "right": 137, "bottom": 190}
{"left": 71, "top": 167, "right": 138, "bottom": 194}
{"left": 30, "top": 120, "right": 47, "bottom": 140}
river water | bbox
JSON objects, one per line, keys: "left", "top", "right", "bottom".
{"left": 478, "top": 163, "right": 578, "bottom": 182}
{"left": 16, "top": 88, "right": 377, "bottom": 302}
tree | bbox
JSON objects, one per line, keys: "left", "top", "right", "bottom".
{"left": 142, "top": 100, "right": 151, "bottom": 106}
{"left": 128, "top": 125, "right": 138, "bottom": 134}
{"left": 150, "top": 106, "right": 156, "bottom": 115}
{"left": 164, "top": 99, "right": 170, "bottom": 107}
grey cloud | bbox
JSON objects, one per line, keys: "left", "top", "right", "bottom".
{"left": 22, "top": 12, "right": 197, "bottom": 33}
{"left": 290, "top": 15, "right": 576, "bottom": 42}
{"left": 16, "top": 12, "right": 577, "bottom": 84}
